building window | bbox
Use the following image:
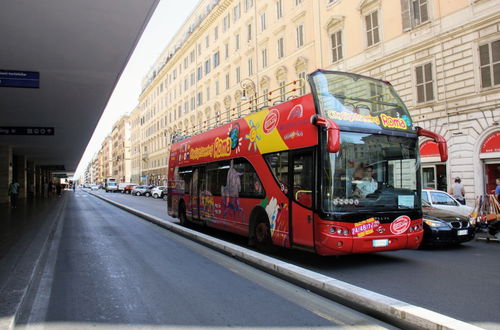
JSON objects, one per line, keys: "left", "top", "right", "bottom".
{"left": 245, "top": 0, "right": 253, "bottom": 12}
{"left": 214, "top": 26, "right": 219, "bottom": 40}
{"left": 206, "top": 87, "right": 210, "bottom": 101}
{"left": 479, "top": 39, "right": 500, "bottom": 88}
{"left": 190, "top": 50, "right": 195, "bottom": 63}
{"left": 197, "top": 92, "right": 203, "bottom": 106}
{"left": 184, "top": 78, "right": 188, "bottom": 92}
{"left": 205, "top": 59, "right": 211, "bottom": 75}
{"left": 365, "top": 11, "right": 380, "bottom": 47}
{"left": 277, "top": 37, "right": 284, "bottom": 59}
{"left": 262, "top": 88, "right": 269, "bottom": 106}
{"left": 236, "top": 67, "right": 241, "bottom": 83}
{"left": 276, "top": 0, "right": 283, "bottom": 19}
{"left": 296, "top": 25, "right": 304, "bottom": 48}
{"left": 296, "top": 0, "right": 303, "bottom": 5}
{"left": 248, "top": 57, "right": 253, "bottom": 76}
{"left": 183, "top": 102, "right": 188, "bottom": 114}
{"left": 190, "top": 72, "right": 195, "bottom": 86}
{"left": 247, "top": 24, "right": 252, "bottom": 42}
{"left": 223, "top": 14, "right": 230, "bottom": 32}
{"left": 233, "top": 3, "right": 241, "bottom": 22}
{"left": 226, "top": 73, "right": 230, "bottom": 89}
{"left": 261, "top": 49, "right": 268, "bottom": 68}
{"left": 279, "top": 81, "right": 286, "bottom": 100}
{"left": 225, "top": 43, "right": 229, "bottom": 59}
{"left": 260, "top": 12, "right": 267, "bottom": 31}
{"left": 235, "top": 34, "right": 240, "bottom": 50}
{"left": 197, "top": 66, "right": 203, "bottom": 81}
{"left": 415, "top": 62, "right": 434, "bottom": 103}
{"left": 298, "top": 72, "right": 306, "bottom": 95}
{"left": 205, "top": 35, "right": 209, "bottom": 48}
{"left": 184, "top": 57, "right": 188, "bottom": 69}
{"left": 330, "top": 30, "right": 343, "bottom": 63}
{"left": 401, "top": 0, "right": 429, "bottom": 31}
{"left": 191, "top": 97, "right": 196, "bottom": 110}
{"left": 213, "top": 51, "right": 220, "bottom": 68}
{"left": 215, "top": 80, "right": 220, "bottom": 95}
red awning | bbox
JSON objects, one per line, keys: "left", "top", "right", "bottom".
{"left": 420, "top": 140, "right": 440, "bottom": 157}
{"left": 481, "top": 131, "right": 500, "bottom": 153}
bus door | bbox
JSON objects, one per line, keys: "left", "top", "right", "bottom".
{"left": 290, "top": 150, "right": 315, "bottom": 248}
{"left": 189, "top": 167, "right": 204, "bottom": 221}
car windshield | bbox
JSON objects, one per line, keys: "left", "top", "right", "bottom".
{"left": 321, "top": 131, "right": 421, "bottom": 212}
{"left": 310, "top": 71, "right": 415, "bottom": 133}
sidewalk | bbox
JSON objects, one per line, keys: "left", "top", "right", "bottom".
{"left": 0, "top": 194, "right": 65, "bottom": 330}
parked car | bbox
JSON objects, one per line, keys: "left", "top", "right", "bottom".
{"left": 123, "top": 184, "right": 136, "bottom": 194}
{"left": 89, "top": 184, "right": 99, "bottom": 191}
{"left": 421, "top": 189, "right": 473, "bottom": 217}
{"left": 160, "top": 189, "right": 168, "bottom": 201}
{"left": 118, "top": 182, "right": 133, "bottom": 193}
{"left": 421, "top": 200, "right": 475, "bottom": 246}
{"left": 151, "top": 186, "right": 166, "bottom": 198}
{"left": 132, "top": 185, "right": 154, "bottom": 197}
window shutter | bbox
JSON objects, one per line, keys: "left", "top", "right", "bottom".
{"left": 401, "top": 0, "right": 411, "bottom": 32}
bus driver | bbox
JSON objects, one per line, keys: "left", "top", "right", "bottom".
{"left": 354, "top": 166, "right": 378, "bottom": 198}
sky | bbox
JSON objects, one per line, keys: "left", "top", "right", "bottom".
{"left": 74, "top": 0, "right": 198, "bottom": 179}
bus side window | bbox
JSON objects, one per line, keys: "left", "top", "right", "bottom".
{"left": 264, "top": 152, "right": 289, "bottom": 194}
{"left": 234, "top": 159, "right": 265, "bottom": 198}
{"left": 179, "top": 168, "right": 192, "bottom": 194}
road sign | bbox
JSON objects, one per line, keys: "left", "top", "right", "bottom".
{"left": 0, "top": 70, "right": 40, "bottom": 88}
{"left": 0, "top": 127, "right": 54, "bottom": 135}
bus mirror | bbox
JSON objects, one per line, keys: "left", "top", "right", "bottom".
{"left": 417, "top": 127, "right": 448, "bottom": 162}
{"left": 312, "top": 115, "right": 340, "bottom": 153}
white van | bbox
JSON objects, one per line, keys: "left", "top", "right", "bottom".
{"left": 104, "top": 178, "right": 118, "bottom": 192}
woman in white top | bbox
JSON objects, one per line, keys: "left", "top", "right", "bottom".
{"left": 449, "top": 177, "right": 466, "bottom": 205}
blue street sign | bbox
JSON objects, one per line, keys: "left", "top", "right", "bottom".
{"left": 0, "top": 70, "right": 40, "bottom": 88}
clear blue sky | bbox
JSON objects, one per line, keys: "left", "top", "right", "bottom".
{"left": 74, "top": 0, "right": 198, "bottom": 179}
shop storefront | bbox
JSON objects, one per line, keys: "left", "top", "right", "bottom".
{"left": 480, "top": 131, "right": 500, "bottom": 194}
{"left": 420, "top": 140, "right": 447, "bottom": 192}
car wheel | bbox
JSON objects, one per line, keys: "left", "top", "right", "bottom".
{"left": 145, "top": 192, "right": 150, "bottom": 197}
{"left": 153, "top": 193, "right": 158, "bottom": 198}
{"left": 136, "top": 192, "right": 141, "bottom": 196}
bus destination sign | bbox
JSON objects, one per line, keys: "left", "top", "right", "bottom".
{"left": 0, "top": 127, "right": 54, "bottom": 136}
{"left": 0, "top": 70, "right": 40, "bottom": 88}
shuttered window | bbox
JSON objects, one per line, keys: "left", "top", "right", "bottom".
{"left": 415, "top": 63, "right": 434, "bottom": 103}
{"left": 331, "top": 30, "right": 343, "bottom": 63}
{"left": 365, "top": 11, "right": 380, "bottom": 47}
{"left": 401, "top": 0, "right": 429, "bottom": 31}
{"left": 480, "top": 40, "right": 500, "bottom": 88}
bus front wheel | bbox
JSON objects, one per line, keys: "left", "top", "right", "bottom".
{"left": 179, "top": 202, "right": 188, "bottom": 227}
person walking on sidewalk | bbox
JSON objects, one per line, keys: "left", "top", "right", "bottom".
{"left": 495, "top": 178, "right": 500, "bottom": 203}
{"left": 450, "top": 177, "right": 466, "bottom": 205}
{"left": 8, "top": 179, "right": 20, "bottom": 208}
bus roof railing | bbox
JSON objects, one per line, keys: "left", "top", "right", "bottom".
{"left": 171, "top": 79, "right": 306, "bottom": 143}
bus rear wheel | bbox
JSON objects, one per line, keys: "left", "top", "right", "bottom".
{"left": 254, "top": 220, "right": 272, "bottom": 251}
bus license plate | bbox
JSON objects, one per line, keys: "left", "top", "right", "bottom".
{"left": 457, "top": 230, "right": 468, "bottom": 236}
{"left": 372, "top": 239, "right": 389, "bottom": 247}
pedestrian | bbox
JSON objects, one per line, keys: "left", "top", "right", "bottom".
{"left": 495, "top": 178, "right": 500, "bottom": 203}
{"left": 56, "top": 182, "right": 62, "bottom": 197}
{"left": 449, "top": 177, "right": 466, "bottom": 205}
{"left": 28, "top": 182, "right": 35, "bottom": 201}
{"left": 43, "top": 181, "right": 49, "bottom": 198}
{"left": 8, "top": 179, "right": 20, "bottom": 208}
{"left": 48, "top": 181, "right": 53, "bottom": 197}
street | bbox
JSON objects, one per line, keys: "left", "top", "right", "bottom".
{"left": 15, "top": 191, "right": 394, "bottom": 329}
{"left": 89, "top": 189, "right": 500, "bottom": 329}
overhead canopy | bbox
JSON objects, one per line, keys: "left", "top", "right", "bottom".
{"left": 0, "top": 0, "right": 160, "bottom": 175}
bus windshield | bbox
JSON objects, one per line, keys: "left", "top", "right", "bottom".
{"left": 322, "top": 132, "right": 420, "bottom": 213}
{"left": 310, "top": 71, "right": 415, "bottom": 132}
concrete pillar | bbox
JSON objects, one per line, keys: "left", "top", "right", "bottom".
{"left": 0, "top": 145, "right": 13, "bottom": 203}
{"left": 14, "top": 155, "right": 27, "bottom": 199}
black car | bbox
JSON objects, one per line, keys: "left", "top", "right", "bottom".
{"left": 422, "top": 200, "right": 475, "bottom": 246}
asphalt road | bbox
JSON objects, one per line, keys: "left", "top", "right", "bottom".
{"left": 16, "top": 191, "right": 394, "bottom": 329}
{"left": 88, "top": 189, "right": 500, "bottom": 330}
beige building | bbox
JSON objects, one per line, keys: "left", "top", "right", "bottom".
{"left": 133, "top": 0, "right": 500, "bottom": 203}
{"left": 130, "top": 105, "right": 143, "bottom": 184}
{"left": 111, "top": 115, "right": 132, "bottom": 183}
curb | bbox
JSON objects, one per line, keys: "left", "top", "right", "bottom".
{"left": 0, "top": 197, "right": 66, "bottom": 330}
{"left": 89, "top": 191, "right": 482, "bottom": 330}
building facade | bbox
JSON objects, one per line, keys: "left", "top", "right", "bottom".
{"left": 109, "top": 0, "right": 500, "bottom": 204}
{"left": 111, "top": 115, "right": 132, "bottom": 183}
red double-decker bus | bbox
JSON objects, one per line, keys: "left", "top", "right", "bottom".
{"left": 167, "top": 70, "right": 447, "bottom": 255}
